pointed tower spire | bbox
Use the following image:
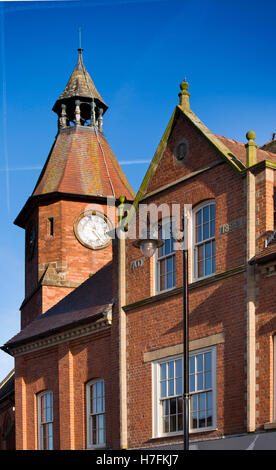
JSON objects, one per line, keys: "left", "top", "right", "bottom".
{"left": 52, "top": 49, "right": 108, "bottom": 130}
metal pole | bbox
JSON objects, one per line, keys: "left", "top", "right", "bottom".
{"left": 182, "top": 215, "right": 189, "bottom": 451}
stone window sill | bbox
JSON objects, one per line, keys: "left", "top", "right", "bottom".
{"left": 264, "top": 422, "right": 276, "bottom": 430}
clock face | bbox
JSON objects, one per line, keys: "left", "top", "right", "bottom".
{"left": 74, "top": 211, "right": 112, "bottom": 250}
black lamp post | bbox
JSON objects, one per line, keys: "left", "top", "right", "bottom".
{"left": 133, "top": 213, "right": 190, "bottom": 450}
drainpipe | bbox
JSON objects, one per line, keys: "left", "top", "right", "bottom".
{"left": 118, "top": 196, "right": 128, "bottom": 449}
{"left": 245, "top": 131, "right": 257, "bottom": 432}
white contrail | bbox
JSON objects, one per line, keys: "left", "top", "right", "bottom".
{"left": 0, "top": 5, "right": 10, "bottom": 213}
{"left": 0, "top": 166, "right": 43, "bottom": 172}
{"left": 119, "top": 160, "right": 150, "bottom": 165}
{"left": 3, "top": 0, "right": 169, "bottom": 13}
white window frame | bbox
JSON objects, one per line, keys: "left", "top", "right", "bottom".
{"left": 37, "top": 390, "right": 54, "bottom": 450}
{"left": 155, "top": 217, "right": 176, "bottom": 294}
{"left": 193, "top": 200, "right": 216, "bottom": 281}
{"left": 152, "top": 347, "right": 217, "bottom": 438}
{"left": 86, "top": 379, "right": 106, "bottom": 449}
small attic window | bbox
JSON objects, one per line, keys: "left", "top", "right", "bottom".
{"left": 174, "top": 139, "right": 188, "bottom": 164}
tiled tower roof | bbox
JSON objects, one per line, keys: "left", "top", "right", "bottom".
{"left": 15, "top": 50, "right": 135, "bottom": 228}
{"left": 32, "top": 126, "right": 135, "bottom": 199}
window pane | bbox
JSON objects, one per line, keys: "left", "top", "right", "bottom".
{"left": 189, "top": 356, "right": 195, "bottom": 374}
{"left": 197, "top": 373, "right": 204, "bottom": 390}
{"left": 163, "top": 400, "right": 169, "bottom": 416}
{"left": 196, "top": 225, "right": 202, "bottom": 243}
{"left": 97, "top": 397, "right": 102, "bottom": 413}
{"left": 197, "top": 354, "right": 203, "bottom": 372}
{"left": 203, "top": 223, "right": 209, "bottom": 240}
{"left": 192, "top": 411, "right": 197, "bottom": 429}
{"left": 161, "top": 381, "right": 166, "bottom": 398}
{"left": 98, "top": 414, "right": 105, "bottom": 445}
{"left": 205, "top": 241, "right": 212, "bottom": 259}
{"left": 199, "top": 393, "right": 206, "bottom": 411}
{"left": 48, "top": 423, "right": 53, "bottom": 450}
{"left": 168, "top": 379, "right": 174, "bottom": 396}
{"left": 161, "top": 363, "right": 166, "bottom": 380}
{"left": 203, "top": 205, "right": 209, "bottom": 223}
{"left": 167, "top": 256, "right": 173, "bottom": 273}
{"left": 92, "top": 415, "right": 97, "bottom": 444}
{"left": 207, "top": 391, "right": 213, "bottom": 410}
{"left": 210, "top": 204, "right": 215, "bottom": 220}
{"left": 175, "top": 359, "right": 182, "bottom": 378}
{"left": 188, "top": 351, "right": 214, "bottom": 431}
{"left": 168, "top": 361, "right": 174, "bottom": 379}
{"left": 170, "top": 398, "right": 176, "bottom": 415}
{"left": 210, "top": 219, "right": 215, "bottom": 237}
{"left": 170, "top": 415, "right": 176, "bottom": 433}
{"left": 164, "top": 238, "right": 171, "bottom": 255}
{"left": 205, "top": 352, "right": 212, "bottom": 371}
{"left": 205, "top": 257, "right": 212, "bottom": 276}
{"left": 199, "top": 410, "right": 206, "bottom": 428}
{"left": 205, "top": 371, "right": 212, "bottom": 389}
{"left": 189, "top": 374, "right": 195, "bottom": 393}
{"left": 176, "top": 377, "right": 182, "bottom": 396}
{"left": 196, "top": 210, "right": 202, "bottom": 226}
{"left": 163, "top": 415, "right": 169, "bottom": 433}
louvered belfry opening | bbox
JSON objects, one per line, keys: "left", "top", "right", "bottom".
{"left": 52, "top": 49, "right": 108, "bottom": 130}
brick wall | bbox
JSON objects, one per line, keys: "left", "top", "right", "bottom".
{"left": 21, "top": 199, "right": 113, "bottom": 329}
{"left": 14, "top": 327, "right": 120, "bottom": 450}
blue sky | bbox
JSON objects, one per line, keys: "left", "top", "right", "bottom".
{"left": 0, "top": 0, "right": 276, "bottom": 380}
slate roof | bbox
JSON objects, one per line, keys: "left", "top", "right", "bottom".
{"left": 250, "top": 236, "right": 276, "bottom": 264}
{"left": 3, "top": 262, "right": 113, "bottom": 350}
{"left": 0, "top": 369, "right": 14, "bottom": 402}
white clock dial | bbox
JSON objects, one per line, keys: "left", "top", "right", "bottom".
{"left": 75, "top": 212, "right": 111, "bottom": 250}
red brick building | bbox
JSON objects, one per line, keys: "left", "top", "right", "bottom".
{"left": 0, "top": 370, "right": 15, "bottom": 450}
{"left": 1, "top": 53, "right": 276, "bottom": 450}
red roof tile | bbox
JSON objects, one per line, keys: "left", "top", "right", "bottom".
{"left": 215, "top": 135, "right": 276, "bottom": 165}
{"left": 33, "top": 127, "right": 135, "bottom": 200}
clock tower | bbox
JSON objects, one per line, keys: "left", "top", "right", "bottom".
{"left": 15, "top": 49, "right": 135, "bottom": 330}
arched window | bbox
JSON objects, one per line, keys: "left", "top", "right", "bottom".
{"left": 86, "top": 379, "right": 105, "bottom": 448}
{"left": 156, "top": 218, "right": 176, "bottom": 292}
{"left": 193, "top": 201, "right": 216, "bottom": 280}
{"left": 37, "top": 391, "right": 53, "bottom": 450}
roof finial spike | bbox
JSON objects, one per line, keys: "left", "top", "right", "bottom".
{"left": 78, "top": 27, "right": 82, "bottom": 50}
